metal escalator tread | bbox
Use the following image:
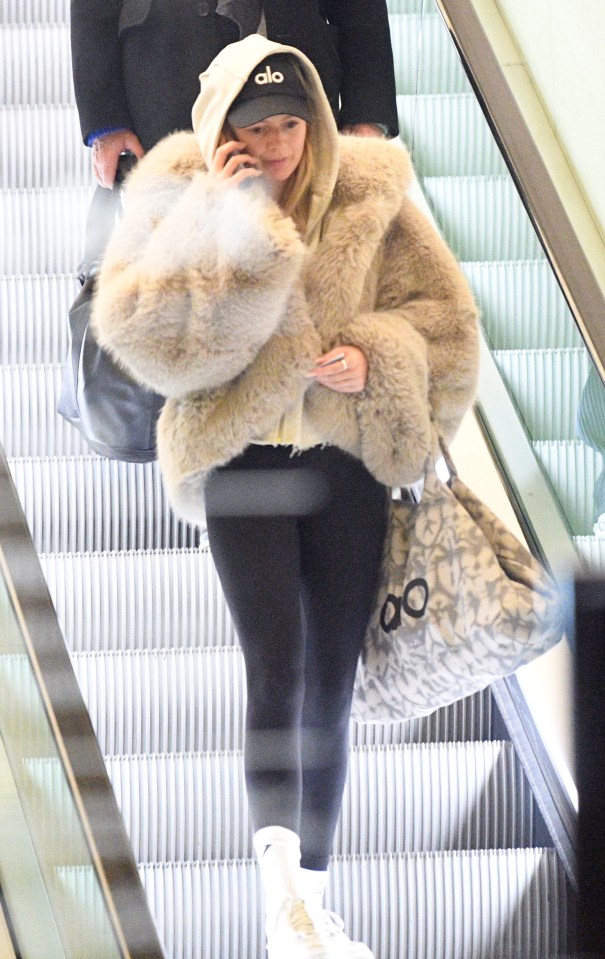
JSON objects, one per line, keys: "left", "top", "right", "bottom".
{"left": 40, "top": 547, "right": 237, "bottom": 653}
{"left": 24, "top": 741, "right": 533, "bottom": 863}
{"left": 1, "top": 0, "right": 70, "bottom": 25}
{"left": 1, "top": 104, "right": 90, "bottom": 189}
{"left": 422, "top": 175, "right": 545, "bottom": 262}
{"left": 69, "top": 647, "right": 493, "bottom": 756}
{"left": 2, "top": 363, "right": 87, "bottom": 458}
{"left": 138, "top": 851, "right": 568, "bottom": 959}
{"left": 493, "top": 347, "right": 589, "bottom": 442}
{"left": 102, "top": 742, "right": 533, "bottom": 862}
{"left": 573, "top": 533, "right": 605, "bottom": 568}
{"left": 388, "top": 13, "right": 468, "bottom": 95}
{"left": 8, "top": 456, "right": 198, "bottom": 554}
{"left": 0, "top": 187, "right": 91, "bottom": 274}
{"left": 461, "top": 260, "right": 581, "bottom": 350}
{"left": 0, "top": 274, "right": 76, "bottom": 364}
{"left": 0, "top": 24, "right": 74, "bottom": 106}
{"left": 397, "top": 93, "right": 507, "bottom": 177}
{"left": 533, "top": 438, "right": 601, "bottom": 537}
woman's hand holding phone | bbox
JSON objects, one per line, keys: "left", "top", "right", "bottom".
{"left": 210, "top": 140, "right": 262, "bottom": 187}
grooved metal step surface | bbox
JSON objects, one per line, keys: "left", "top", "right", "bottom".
{"left": 494, "top": 347, "right": 589, "bottom": 442}
{"left": 388, "top": 0, "right": 425, "bottom": 13}
{"left": 70, "top": 648, "right": 493, "bottom": 756}
{"left": 1, "top": 0, "right": 70, "bottom": 24}
{"left": 533, "top": 440, "right": 602, "bottom": 536}
{"left": 1, "top": 105, "right": 90, "bottom": 188}
{"left": 71, "top": 647, "right": 247, "bottom": 756}
{"left": 138, "top": 850, "right": 569, "bottom": 959}
{"left": 461, "top": 260, "right": 581, "bottom": 351}
{"left": 8, "top": 456, "right": 198, "bottom": 553}
{"left": 389, "top": 13, "right": 468, "bottom": 95}
{"left": 398, "top": 93, "right": 507, "bottom": 177}
{"left": 0, "top": 24, "right": 74, "bottom": 106}
{"left": 101, "top": 742, "right": 532, "bottom": 863}
{"left": 40, "top": 547, "right": 236, "bottom": 652}
{"left": 573, "top": 535, "right": 605, "bottom": 569}
{"left": 423, "top": 176, "right": 545, "bottom": 262}
{"left": 1, "top": 363, "right": 88, "bottom": 457}
{"left": 0, "top": 273, "right": 77, "bottom": 364}
{"left": 0, "top": 187, "right": 91, "bottom": 273}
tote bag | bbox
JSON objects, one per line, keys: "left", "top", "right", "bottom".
{"left": 352, "top": 443, "right": 565, "bottom": 722}
{"left": 57, "top": 156, "right": 164, "bottom": 462}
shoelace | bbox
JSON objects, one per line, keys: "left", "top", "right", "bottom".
{"left": 289, "top": 900, "right": 326, "bottom": 945}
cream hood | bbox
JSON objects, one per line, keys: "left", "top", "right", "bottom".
{"left": 191, "top": 34, "right": 340, "bottom": 243}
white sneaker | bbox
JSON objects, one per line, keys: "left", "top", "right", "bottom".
{"left": 312, "top": 910, "right": 374, "bottom": 959}
{"left": 267, "top": 898, "right": 330, "bottom": 959}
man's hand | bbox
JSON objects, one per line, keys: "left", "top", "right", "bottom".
{"left": 92, "top": 130, "right": 145, "bottom": 187}
{"left": 341, "top": 123, "right": 386, "bottom": 138}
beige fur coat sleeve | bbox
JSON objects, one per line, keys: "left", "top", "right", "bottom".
{"left": 92, "top": 132, "right": 311, "bottom": 400}
{"left": 348, "top": 197, "right": 479, "bottom": 485}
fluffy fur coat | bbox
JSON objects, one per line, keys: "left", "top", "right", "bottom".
{"left": 92, "top": 131, "right": 479, "bottom": 525}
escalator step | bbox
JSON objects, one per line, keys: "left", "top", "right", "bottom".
{"left": 69, "top": 647, "right": 493, "bottom": 755}
{"left": 398, "top": 93, "right": 506, "bottom": 177}
{"left": 462, "top": 259, "right": 581, "bottom": 350}
{"left": 423, "top": 175, "right": 544, "bottom": 262}
{"left": 137, "top": 849, "right": 568, "bottom": 959}
{"left": 387, "top": 0, "right": 426, "bottom": 13}
{"left": 1, "top": 104, "right": 89, "bottom": 189}
{"left": 573, "top": 535, "right": 605, "bottom": 569}
{"left": 1, "top": 363, "right": 87, "bottom": 457}
{"left": 493, "top": 347, "right": 589, "bottom": 441}
{"left": 1, "top": 0, "right": 70, "bottom": 24}
{"left": 8, "top": 456, "right": 198, "bottom": 554}
{"left": 71, "top": 646, "right": 248, "bottom": 755}
{"left": 40, "top": 547, "right": 236, "bottom": 653}
{"left": 0, "top": 273, "right": 76, "bottom": 364}
{"left": 0, "top": 186, "right": 91, "bottom": 274}
{"left": 102, "top": 741, "right": 532, "bottom": 862}
{"left": 389, "top": 13, "right": 468, "bottom": 96}
{"left": 533, "top": 439, "right": 602, "bottom": 536}
{"left": 22, "top": 741, "right": 532, "bottom": 866}
{"left": 0, "top": 24, "right": 74, "bottom": 106}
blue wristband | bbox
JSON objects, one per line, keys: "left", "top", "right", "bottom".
{"left": 86, "top": 125, "right": 129, "bottom": 147}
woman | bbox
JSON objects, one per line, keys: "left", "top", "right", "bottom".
{"left": 93, "top": 34, "right": 479, "bottom": 959}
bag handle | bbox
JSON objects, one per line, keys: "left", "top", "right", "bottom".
{"left": 436, "top": 433, "right": 458, "bottom": 482}
{"left": 78, "top": 153, "right": 138, "bottom": 283}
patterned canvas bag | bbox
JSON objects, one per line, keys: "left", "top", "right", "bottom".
{"left": 352, "top": 442, "right": 565, "bottom": 722}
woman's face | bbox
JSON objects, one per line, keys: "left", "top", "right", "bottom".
{"left": 231, "top": 114, "right": 307, "bottom": 189}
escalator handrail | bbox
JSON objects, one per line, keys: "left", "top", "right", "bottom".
{"left": 426, "top": 0, "right": 584, "bottom": 895}
{"left": 434, "top": 0, "right": 605, "bottom": 380}
{"left": 0, "top": 444, "right": 165, "bottom": 959}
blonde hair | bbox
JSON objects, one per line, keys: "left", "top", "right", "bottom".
{"left": 220, "top": 62, "right": 315, "bottom": 235}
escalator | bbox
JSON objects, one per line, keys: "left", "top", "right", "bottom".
{"left": 3, "top": 0, "right": 603, "bottom": 954}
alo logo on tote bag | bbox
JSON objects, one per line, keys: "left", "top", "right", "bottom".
{"left": 380, "top": 578, "right": 430, "bottom": 630}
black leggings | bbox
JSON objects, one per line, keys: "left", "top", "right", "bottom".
{"left": 205, "top": 444, "right": 387, "bottom": 870}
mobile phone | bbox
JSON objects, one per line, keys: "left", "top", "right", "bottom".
{"left": 317, "top": 352, "right": 346, "bottom": 368}
{"left": 231, "top": 148, "right": 250, "bottom": 170}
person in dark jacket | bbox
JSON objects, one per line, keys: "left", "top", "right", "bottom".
{"left": 70, "top": 0, "right": 399, "bottom": 187}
